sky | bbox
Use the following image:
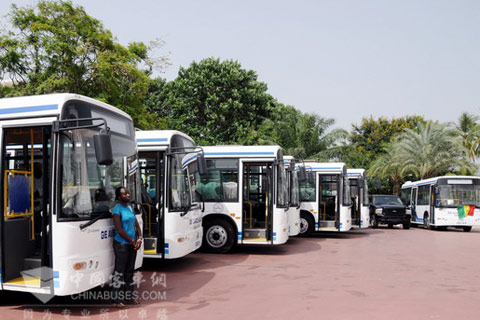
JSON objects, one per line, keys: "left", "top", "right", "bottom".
{"left": 1, "top": 0, "right": 480, "bottom": 131}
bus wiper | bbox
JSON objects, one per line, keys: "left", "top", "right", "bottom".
{"left": 80, "top": 211, "right": 111, "bottom": 230}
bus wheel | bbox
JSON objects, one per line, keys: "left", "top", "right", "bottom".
{"left": 299, "top": 212, "right": 314, "bottom": 237}
{"left": 463, "top": 226, "right": 472, "bottom": 232}
{"left": 424, "top": 213, "right": 431, "bottom": 230}
{"left": 370, "top": 214, "right": 378, "bottom": 228}
{"left": 203, "top": 219, "right": 235, "bottom": 253}
{"left": 403, "top": 222, "right": 410, "bottom": 230}
{"left": 388, "top": 224, "right": 393, "bottom": 229}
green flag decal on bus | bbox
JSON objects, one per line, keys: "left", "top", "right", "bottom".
{"left": 457, "top": 205, "right": 475, "bottom": 218}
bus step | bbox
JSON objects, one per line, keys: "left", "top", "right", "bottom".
{"left": 144, "top": 237, "right": 157, "bottom": 251}
{"left": 243, "top": 229, "right": 267, "bottom": 240}
{"left": 24, "top": 256, "right": 41, "bottom": 270}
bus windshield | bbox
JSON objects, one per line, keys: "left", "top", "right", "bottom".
{"left": 343, "top": 175, "right": 352, "bottom": 206}
{"left": 59, "top": 102, "right": 139, "bottom": 220}
{"left": 277, "top": 162, "right": 288, "bottom": 208}
{"left": 290, "top": 170, "right": 300, "bottom": 207}
{"left": 169, "top": 135, "right": 198, "bottom": 212}
{"left": 436, "top": 184, "right": 480, "bottom": 207}
{"left": 300, "top": 172, "right": 316, "bottom": 202}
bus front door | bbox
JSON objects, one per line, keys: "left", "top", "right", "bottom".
{"left": 412, "top": 188, "right": 418, "bottom": 222}
{"left": 1, "top": 127, "right": 52, "bottom": 292}
{"left": 242, "top": 162, "right": 273, "bottom": 241}
{"left": 318, "top": 174, "right": 340, "bottom": 230}
{"left": 138, "top": 151, "right": 164, "bottom": 257}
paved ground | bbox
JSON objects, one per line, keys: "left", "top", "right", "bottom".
{"left": 1, "top": 226, "right": 480, "bottom": 319}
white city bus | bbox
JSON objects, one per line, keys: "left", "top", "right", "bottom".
{"left": 198, "top": 145, "right": 289, "bottom": 253}
{"left": 284, "top": 156, "right": 301, "bottom": 236}
{"left": 400, "top": 176, "right": 480, "bottom": 232}
{"left": 0, "top": 94, "right": 143, "bottom": 296}
{"left": 347, "top": 169, "right": 370, "bottom": 229}
{"left": 136, "top": 130, "right": 204, "bottom": 259}
{"left": 298, "top": 162, "right": 352, "bottom": 236}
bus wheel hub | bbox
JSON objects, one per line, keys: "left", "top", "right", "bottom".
{"left": 207, "top": 225, "right": 227, "bottom": 248}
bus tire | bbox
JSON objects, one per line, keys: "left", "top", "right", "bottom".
{"left": 403, "top": 222, "right": 410, "bottom": 230}
{"left": 203, "top": 219, "right": 235, "bottom": 253}
{"left": 299, "top": 212, "right": 314, "bottom": 237}
{"left": 388, "top": 224, "right": 393, "bottom": 229}
{"left": 370, "top": 214, "right": 378, "bottom": 228}
{"left": 463, "top": 226, "right": 472, "bottom": 232}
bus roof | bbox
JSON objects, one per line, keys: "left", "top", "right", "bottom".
{"left": 202, "top": 145, "right": 282, "bottom": 159}
{"left": 401, "top": 176, "right": 480, "bottom": 188}
{"left": 347, "top": 168, "right": 366, "bottom": 179}
{"left": 136, "top": 130, "right": 194, "bottom": 149}
{"left": 303, "top": 162, "right": 346, "bottom": 174}
{"left": 0, "top": 93, "right": 131, "bottom": 120}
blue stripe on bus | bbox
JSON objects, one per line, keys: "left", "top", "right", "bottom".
{"left": 54, "top": 280, "right": 60, "bottom": 288}
{"left": 165, "top": 249, "right": 169, "bottom": 255}
{"left": 204, "top": 152, "right": 275, "bottom": 156}
{"left": 310, "top": 167, "right": 342, "bottom": 170}
{"left": 182, "top": 154, "right": 198, "bottom": 166}
{"left": 136, "top": 138, "right": 168, "bottom": 142}
{"left": 53, "top": 271, "right": 59, "bottom": 279}
{"left": 0, "top": 104, "right": 58, "bottom": 115}
{"left": 164, "top": 243, "right": 169, "bottom": 248}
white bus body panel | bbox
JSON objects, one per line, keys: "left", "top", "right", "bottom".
{"left": 202, "top": 146, "right": 289, "bottom": 245}
{"left": 403, "top": 176, "right": 480, "bottom": 228}
{"left": 302, "top": 162, "right": 352, "bottom": 232}
{"left": 0, "top": 94, "right": 141, "bottom": 296}
{"left": 287, "top": 207, "right": 300, "bottom": 236}
{"left": 136, "top": 130, "right": 203, "bottom": 259}
{"left": 347, "top": 169, "right": 370, "bottom": 229}
{"left": 163, "top": 207, "right": 203, "bottom": 259}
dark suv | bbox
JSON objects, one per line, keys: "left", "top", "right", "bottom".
{"left": 369, "top": 195, "right": 411, "bottom": 229}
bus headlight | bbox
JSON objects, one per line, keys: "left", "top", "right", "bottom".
{"left": 375, "top": 208, "right": 383, "bottom": 214}
{"left": 72, "top": 262, "right": 87, "bottom": 271}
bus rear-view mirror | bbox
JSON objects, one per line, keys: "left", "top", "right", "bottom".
{"left": 93, "top": 129, "right": 113, "bottom": 165}
{"left": 298, "top": 167, "right": 307, "bottom": 181}
{"left": 197, "top": 154, "right": 208, "bottom": 176}
{"left": 307, "top": 172, "right": 315, "bottom": 184}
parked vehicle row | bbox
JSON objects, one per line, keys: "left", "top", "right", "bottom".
{"left": 1, "top": 93, "right": 478, "bottom": 299}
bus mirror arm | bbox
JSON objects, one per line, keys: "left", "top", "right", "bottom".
{"left": 79, "top": 211, "right": 111, "bottom": 230}
{"left": 195, "top": 189, "right": 205, "bottom": 213}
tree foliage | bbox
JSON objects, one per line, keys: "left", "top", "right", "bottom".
{"left": 257, "top": 104, "right": 347, "bottom": 159}
{"left": 148, "top": 58, "right": 276, "bottom": 145}
{"left": 453, "top": 112, "right": 480, "bottom": 163}
{"left": 369, "top": 122, "right": 476, "bottom": 194}
{"left": 0, "top": 0, "right": 162, "bottom": 129}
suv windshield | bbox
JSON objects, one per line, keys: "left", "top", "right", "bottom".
{"left": 372, "top": 196, "right": 404, "bottom": 206}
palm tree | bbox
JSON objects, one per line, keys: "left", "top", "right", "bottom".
{"left": 393, "top": 122, "right": 476, "bottom": 179}
{"left": 367, "top": 145, "right": 406, "bottom": 195}
{"left": 453, "top": 112, "right": 480, "bottom": 163}
{"left": 368, "top": 122, "right": 477, "bottom": 194}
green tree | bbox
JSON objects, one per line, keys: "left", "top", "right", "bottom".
{"left": 369, "top": 122, "right": 476, "bottom": 194}
{"left": 150, "top": 58, "right": 275, "bottom": 145}
{"left": 255, "top": 104, "right": 347, "bottom": 159}
{"left": 332, "top": 116, "right": 425, "bottom": 169}
{"left": 454, "top": 112, "right": 480, "bottom": 163}
{"left": 0, "top": 0, "right": 162, "bottom": 129}
{"left": 368, "top": 144, "right": 408, "bottom": 195}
